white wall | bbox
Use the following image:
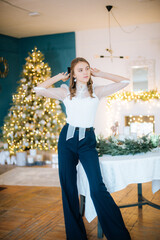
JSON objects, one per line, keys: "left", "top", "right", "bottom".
{"left": 75, "top": 23, "right": 160, "bottom": 137}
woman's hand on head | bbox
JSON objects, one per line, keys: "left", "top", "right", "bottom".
{"left": 91, "top": 68, "right": 101, "bottom": 77}
{"left": 58, "top": 72, "right": 70, "bottom": 82}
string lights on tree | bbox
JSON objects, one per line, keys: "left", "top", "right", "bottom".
{"left": 1, "top": 47, "right": 66, "bottom": 155}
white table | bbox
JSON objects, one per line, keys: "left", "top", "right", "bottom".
{"left": 77, "top": 150, "right": 160, "bottom": 238}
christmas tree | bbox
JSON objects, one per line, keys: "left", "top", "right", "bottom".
{"left": 1, "top": 47, "right": 66, "bottom": 155}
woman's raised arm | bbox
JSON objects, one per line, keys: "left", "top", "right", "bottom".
{"left": 91, "top": 68, "right": 130, "bottom": 100}
{"left": 33, "top": 72, "right": 70, "bottom": 101}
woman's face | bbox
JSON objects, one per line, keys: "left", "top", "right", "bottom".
{"left": 73, "top": 61, "right": 91, "bottom": 84}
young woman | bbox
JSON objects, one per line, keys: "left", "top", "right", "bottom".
{"left": 34, "top": 57, "right": 131, "bottom": 240}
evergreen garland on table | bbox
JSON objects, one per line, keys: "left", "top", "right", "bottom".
{"left": 96, "top": 135, "right": 160, "bottom": 157}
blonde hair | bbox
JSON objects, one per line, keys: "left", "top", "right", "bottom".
{"left": 69, "top": 57, "right": 95, "bottom": 100}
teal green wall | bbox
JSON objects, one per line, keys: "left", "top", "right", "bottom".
{"left": 19, "top": 32, "right": 75, "bottom": 83}
{"left": 0, "top": 34, "right": 20, "bottom": 136}
{"left": 0, "top": 32, "right": 76, "bottom": 134}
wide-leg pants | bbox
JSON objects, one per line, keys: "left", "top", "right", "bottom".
{"left": 58, "top": 123, "right": 131, "bottom": 240}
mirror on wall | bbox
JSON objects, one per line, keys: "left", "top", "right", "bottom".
{"left": 132, "top": 66, "right": 148, "bottom": 91}
{"left": 128, "top": 59, "right": 155, "bottom": 91}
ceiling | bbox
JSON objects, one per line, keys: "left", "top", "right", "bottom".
{"left": 0, "top": 0, "right": 160, "bottom": 38}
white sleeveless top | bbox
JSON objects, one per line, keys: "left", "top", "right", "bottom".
{"left": 61, "top": 84, "right": 100, "bottom": 141}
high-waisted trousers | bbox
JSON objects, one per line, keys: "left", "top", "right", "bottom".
{"left": 58, "top": 123, "right": 131, "bottom": 240}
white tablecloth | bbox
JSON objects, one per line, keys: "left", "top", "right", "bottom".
{"left": 77, "top": 149, "right": 160, "bottom": 223}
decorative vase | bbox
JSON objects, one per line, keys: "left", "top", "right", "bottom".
{"left": 52, "top": 154, "right": 58, "bottom": 168}
{"left": 52, "top": 154, "right": 58, "bottom": 163}
{"left": 35, "top": 154, "right": 44, "bottom": 166}
{"left": 29, "top": 149, "right": 37, "bottom": 156}
{"left": 16, "top": 151, "right": 27, "bottom": 166}
{"left": 27, "top": 155, "right": 35, "bottom": 166}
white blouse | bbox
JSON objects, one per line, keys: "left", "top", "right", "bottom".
{"left": 33, "top": 80, "right": 129, "bottom": 141}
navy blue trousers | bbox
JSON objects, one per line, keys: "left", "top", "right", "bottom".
{"left": 58, "top": 123, "right": 131, "bottom": 240}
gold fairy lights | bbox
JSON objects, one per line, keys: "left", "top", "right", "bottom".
{"left": 106, "top": 90, "right": 160, "bottom": 107}
{"left": 105, "top": 90, "right": 160, "bottom": 136}
{"left": 2, "top": 47, "right": 66, "bottom": 155}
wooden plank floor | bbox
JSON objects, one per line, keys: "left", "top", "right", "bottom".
{"left": 0, "top": 179, "right": 160, "bottom": 239}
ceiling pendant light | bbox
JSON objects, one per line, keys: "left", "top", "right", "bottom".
{"left": 95, "top": 5, "right": 129, "bottom": 60}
